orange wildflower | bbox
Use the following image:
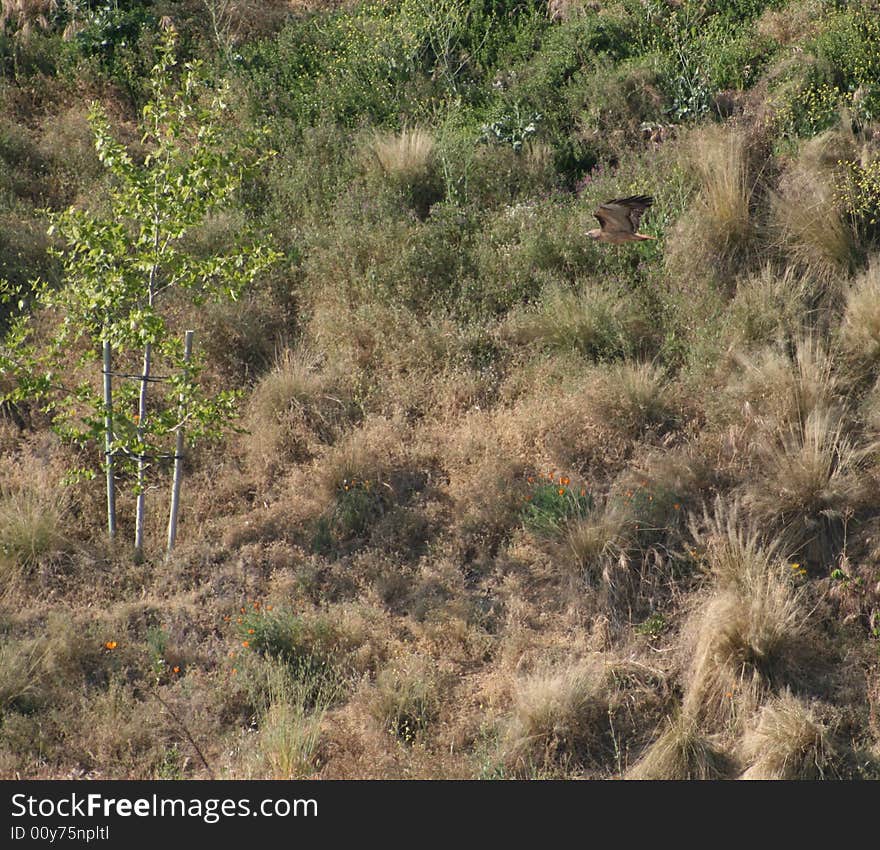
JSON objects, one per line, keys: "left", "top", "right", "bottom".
{"left": 561, "top": 476, "right": 570, "bottom": 486}
{"left": 104, "top": 641, "right": 118, "bottom": 651}
{"left": 242, "top": 640, "right": 250, "bottom": 648}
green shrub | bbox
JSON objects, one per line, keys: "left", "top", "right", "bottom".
{"left": 522, "top": 473, "right": 594, "bottom": 538}
{"left": 236, "top": 608, "right": 346, "bottom": 699}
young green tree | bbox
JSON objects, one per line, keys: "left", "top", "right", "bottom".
{"left": 0, "top": 26, "right": 279, "bottom": 559}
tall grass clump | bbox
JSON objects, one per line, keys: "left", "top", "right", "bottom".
{"left": 627, "top": 713, "right": 732, "bottom": 780}
{"left": 364, "top": 127, "right": 442, "bottom": 218}
{"left": 721, "top": 336, "right": 841, "bottom": 433}
{"left": 682, "top": 500, "right": 809, "bottom": 729}
{"left": 370, "top": 656, "right": 440, "bottom": 745}
{"left": 839, "top": 257, "right": 880, "bottom": 379}
{"left": 246, "top": 347, "right": 351, "bottom": 472}
{"left": 0, "top": 484, "right": 68, "bottom": 586}
{"left": 498, "top": 657, "right": 611, "bottom": 776}
{"left": 253, "top": 660, "right": 335, "bottom": 780}
{"left": 587, "top": 362, "right": 677, "bottom": 440}
{"left": 668, "top": 125, "right": 757, "bottom": 279}
{"left": 771, "top": 130, "right": 856, "bottom": 284}
{"left": 0, "top": 639, "right": 46, "bottom": 716}
{"left": 502, "top": 283, "right": 648, "bottom": 361}
{"left": 743, "top": 408, "right": 865, "bottom": 562}
{"left": 739, "top": 691, "right": 839, "bottom": 779}
{"left": 724, "top": 264, "right": 811, "bottom": 350}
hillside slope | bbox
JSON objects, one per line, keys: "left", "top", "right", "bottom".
{"left": 1, "top": 0, "right": 880, "bottom": 779}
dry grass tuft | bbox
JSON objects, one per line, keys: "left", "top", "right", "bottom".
{"left": 667, "top": 125, "right": 757, "bottom": 278}
{"left": 245, "top": 347, "right": 351, "bottom": 474}
{"left": 743, "top": 408, "right": 866, "bottom": 561}
{"left": 498, "top": 656, "right": 611, "bottom": 775}
{"left": 840, "top": 257, "right": 880, "bottom": 378}
{"left": 682, "top": 503, "right": 809, "bottom": 729}
{"left": 0, "top": 639, "right": 46, "bottom": 715}
{"left": 755, "top": 0, "right": 822, "bottom": 45}
{"left": 253, "top": 661, "right": 334, "bottom": 780}
{"left": 369, "top": 655, "right": 441, "bottom": 745}
{"left": 587, "top": 361, "right": 676, "bottom": 440}
{"left": 725, "top": 264, "right": 812, "bottom": 350}
{"left": 364, "top": 127, "right": 441, "bottom": 216}
{"left": 501, "top": 283, "right": 644, "bottom": 360}
{"left": 0, "top": 0, "right": 56, "bottom": 38}
{"left": 0, "top": 478, "right": 70, "bottom": 589}
{"left": 722, "top": 336, "right": 841, "bottom": 434}
{"left": 740, "top": 691, "right": 839, "bottom": 779}
{"left": 565, "top": 503, "right": 629, "bottom": 580}
{"left": 627, "top": 713, "right": 733, "bottom": 780}
{"left": 771, "top": 131, "right": 856, "bottom": 284}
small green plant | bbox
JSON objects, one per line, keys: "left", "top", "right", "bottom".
{"left": 312, "top": 476, "right": 390, "bottom": 552}
{"left": 371, "top": 660, "right": 439, "bottom": 745}
{"left": 634, "top": 613, "right": 667, "bottom": 639}
{"left": 480, "top": 107, "right": 542, "bottom": 152}
{"left": 521, "top": 472, "right": 594, "bottom": 538}
{"left": 234, "top": 606, "right": 344, "bottom": 703}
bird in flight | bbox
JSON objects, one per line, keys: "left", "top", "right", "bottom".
{"left": 587, "top": 195, "right": 655, "bottom": 243}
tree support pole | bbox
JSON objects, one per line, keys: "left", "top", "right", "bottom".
{"left": 103, "top": 339, "right": 117, "bottom": 540}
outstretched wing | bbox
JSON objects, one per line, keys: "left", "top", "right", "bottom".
{"left": 594, "top": 195, "right": 653, "bottom": 235}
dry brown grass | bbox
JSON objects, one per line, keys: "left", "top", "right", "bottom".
{"left": 627, "top": 713, "right": 733, "bottom": 780}
{"left": 0, "top": 471, "right": 72, "bottom": 591}
{"left": 840, "top": 257, "right": 880, "bottom": 378}
{"left": 245, "top": 347, "right": 353, "bottom": 475}
{"left": 771, "top": 130, "right": 856, "bottom": 284}
{"left": 682, "top": 503, "right": 809, "bottom": 730}
{"left": 369, "top": 655, "right": 441, "bottom": 744}
{"left": 363, "top": 127, "right": 441, "bottom": 216}
{"left": 740, "top": 691, "right": 839, "bottom": 779}
{"left": 0, "top": 0, "right": 55, "bottom": 38}
{"left": 755, "top": 0, "right": 822, "bottom": 45}
{"left": 367, "top": 127, "right": 435, "bottom": 183}
{"left": 248, "top": 660, "right": 334, "bottom": 779}
{"left": 721, "top": 336, "right": 841, "bottom": 434}
{"left": 565, "top": 503, "right": 630, "bottom": 580}
{"left": 667, "top": 125, "right": 758, "bottom": 278}
{"left": 498, "top": 656, "right": 612, "bottom": 776}
{"left": 586, "top": 361, "right": 677, "bottom": 440}
{"left": 500, "top": 283, "right": 640, "bottom": 360}
{"left": 743, "top": 408, "right": 866, "bottom": 561}
{"left": 724, "top": 264, "right": 812, "bottom": 350}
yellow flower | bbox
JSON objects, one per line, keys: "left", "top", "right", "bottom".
{"left": 104, "top": 640, "right": 118, "bottom": 651}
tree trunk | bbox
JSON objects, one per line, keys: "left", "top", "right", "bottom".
{"left": 166, "top": 330, "right": 194, "bottom": 560}
{"left": 134, "top": 340, "right": 152, "bottom": 559}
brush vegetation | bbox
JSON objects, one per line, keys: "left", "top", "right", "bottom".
{"left": 0, "top": 0, "right": 879, "bottom": 779}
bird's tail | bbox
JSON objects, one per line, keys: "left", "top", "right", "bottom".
{"left": 636, "top": 233, "right": 656, "bottom": 241}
